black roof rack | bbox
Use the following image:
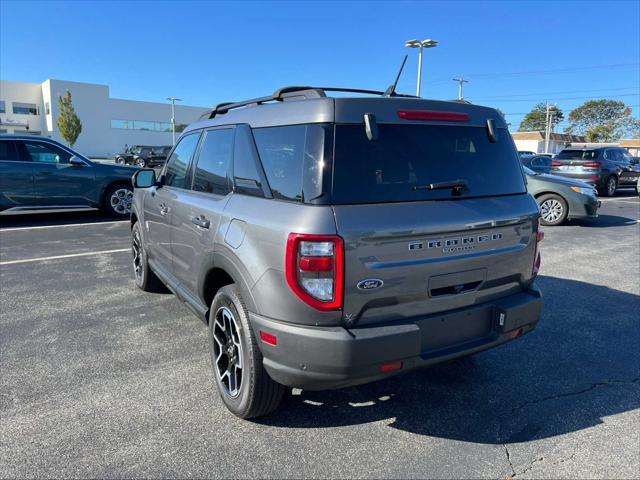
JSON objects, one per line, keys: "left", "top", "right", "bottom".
{"left": 205, "top": 86, "right": 418, "bottom": 119}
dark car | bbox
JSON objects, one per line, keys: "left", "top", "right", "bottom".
{"left": 551, "top": 147, "right": 640, "bottom": 196}
{"left": 518, "top": 150, "right": 536, "bottom": 158}
{"left": 0, "top": 135, "right": 138, "bottom": 216}
{"left": 130, "top": 86, "right": 543, "bottom": 418}
{"left": 115, "top": 145, "right": 170, "bottom": 167}
{"left": 522, "top": 154, "right": 553, "bottom": 174}
{"left": 115, "top": 145, "right": 149, "bottom": 165}
{"left": 524, "top": 166, "right": 599, "bottom": 226}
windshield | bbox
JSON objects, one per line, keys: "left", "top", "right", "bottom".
{"left": 331, "top": 124, "right": 526, "bottom": 204}
{"left": 556, "top": 149, "right": 598, "bottom": 160}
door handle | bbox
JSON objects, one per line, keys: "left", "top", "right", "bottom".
{"left": 191, "top": 215, "right": 210, "bottom": 229}
{"left": 159, "top": 203, "right": 169, "bottom": 216}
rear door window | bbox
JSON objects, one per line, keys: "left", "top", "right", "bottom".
{"left": 164, "top": 133, "right": 201, "bottom": 189}
{"left": 192, "top": 129, "right": 234, "bottom": 195}
{"left": 332, "top": 124, "right": 526, "bottom": 204}
{"left": 0, "top": 141, "right": 21, "bottom": 161}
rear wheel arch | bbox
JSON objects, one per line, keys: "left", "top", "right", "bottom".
{"left": 199, "top": 257, "right": 258, "bottom": 321}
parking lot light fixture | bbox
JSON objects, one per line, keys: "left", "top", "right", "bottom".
{"left": 404, "top": 38, "right": 439, "bottom": 97}
{"left": 165, "top": 97, "right": 182, "bottom": 146}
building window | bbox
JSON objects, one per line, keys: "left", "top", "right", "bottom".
{"left": 45, "top": 102, "right": 50, "bottom": 115}
{"left": 111, "top": 119, "right": 174, "bottom": 132}
{"left": 0, "top": 100, "right": 5, "bottom": 113}
{"left": 13, "top": 102, "right": 38, "bottom": 115}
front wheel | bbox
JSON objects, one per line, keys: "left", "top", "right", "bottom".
{"left": 539, "top": 193, "right": 568, "bottom": 226}
{"left": 104, "top": 184, "right": 133, "bottom": 216}
{"left": 209, "top": 285, "right": 285, "bottom": 419}
{"left": 132, "top": 221, "right": 164, "bottom": 292}
{"left": 135, "top": 157, "right": 146, "bottom": 168}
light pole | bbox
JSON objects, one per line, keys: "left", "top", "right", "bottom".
{"left": 166, "top": 97, "right": 182, "bottom": 146}
{"left": 404, "top": 38, "right": 438, "bottom": 97}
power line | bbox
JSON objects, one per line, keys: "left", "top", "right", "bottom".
{"left": 429, "top": 62, "right": 640, "bottom": 84}
{"left": 484, "top": 93, "right": 639, "bottom": 103}
{"left": 502, "top": 104, "right": 640, "bottom": 116}
{"left": 474, "top": 86, "right": 639, "bottom": 100}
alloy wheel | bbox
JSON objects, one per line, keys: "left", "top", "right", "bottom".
{"left": 132, "top": 229, "right": 142, "bottom": 281}
{"left": 212, "top": 306, "right": 243, "bottom": 398}
{"left": 540, "top": 198, "right": 564, "bottom": 223}
{"left": 110, "top": 188, "right": 133, "bottom": 215}
{"left": 607, "top": 177, "right": 616, "bottom": 196}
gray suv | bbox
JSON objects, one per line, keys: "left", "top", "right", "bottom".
{"left": 130, "top": 87, "right": 543, "bottom": 418}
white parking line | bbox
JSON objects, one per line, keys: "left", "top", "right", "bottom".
{"left": 0, "top": 248, "right": 130, "bottom": 266}
{"left": 0, "top": 220, "right": 129, "bottom": 232}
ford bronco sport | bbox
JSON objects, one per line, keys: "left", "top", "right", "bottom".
{"left": 130, "top": 86, "right": 543, "bottom": 418}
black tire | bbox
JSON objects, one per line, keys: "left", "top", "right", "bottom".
{"left": 115, "top": 156, "right": 124, "bottom": 164}
{"left": 209, "top": 284, "right": 285, "bottom": 419}
{"left": 103, "top": 183, "right": 133, "bottom": 216}
{"left": 538, "top": 193, "right": 568, "bottom": 226}
{"left": 131, "top": 221, "right": 164, "bottom": 292}
{"left": 135, "top": 157, "right": 146, "bottom": 168}
{"left": 601, "top": 175, "right": 618, "bottom": 197}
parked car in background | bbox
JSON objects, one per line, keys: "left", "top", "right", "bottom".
{"left": 518, "top": 150, "right": 536, "bottom": 158}
{"left": 521, "top": 154, "right": 553, "bottom": 174}
{"left": 524, "top": 166, "right": 599, "bottom": 226}
{"left": 0, "top": 135, "right": 138, "bottom": 216}
{"left": 115, "top": 145, "right": 148, "bottom": 165}
{"left": 114, "top": 145, "right": 171, "bottom": 167}
{"left": 551, "top": 146, "right": 640, "bottom": 196}
{"left": 130, "top": 86, "right": 543, "bottom": 419}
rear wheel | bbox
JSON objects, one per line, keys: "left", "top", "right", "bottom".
{"left": 601, "top": 175, "right": 617, "bottom": 197}
{"left": 132, "top": 221, "right": 163, "bottom": 292}
{"left": 538, "top": 193, "right": 568, "bottom": 226}
{"left": 135, "top": 157, "right": 146, "bottom": 168}
{"left": 209, "top": 285, "right": 285, "bottom": 419}
{"left": 104, "top": 184, "right": 133, "bottom": 216}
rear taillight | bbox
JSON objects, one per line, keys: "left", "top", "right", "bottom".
{"left": 286, "top": 233, "right": 344, "bottom": 311}
{"left": 551, "top": 161, "right": 562, "bottom": 167}
{"left": 583, "top": 161, "right": 601, "bottom": 168}
{"left": 397, "top": 110, "right": 469, "bottom": 122}
{"left": 533, "top": 227, "right": 544, "bottom": 275}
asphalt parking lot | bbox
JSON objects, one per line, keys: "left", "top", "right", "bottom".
{"left": 1, "top": 192, "right": 639, "bottom": 479}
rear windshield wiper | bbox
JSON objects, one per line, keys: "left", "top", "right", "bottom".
{"left": 412, "top": 179, "right": 468, "bottom": 195}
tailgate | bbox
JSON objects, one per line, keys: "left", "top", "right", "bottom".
{"left": 334, "top": 194, "right": 540, "bottom": 326}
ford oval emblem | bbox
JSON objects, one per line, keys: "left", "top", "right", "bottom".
{"left": 357, "top": 279, "right": 384, "bottom": 291}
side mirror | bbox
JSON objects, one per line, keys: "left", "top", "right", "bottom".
{"left": 132, "top": 169, "right": 157, "bottom": 189}
{"left": 69, "top": 156, "right": 85, "bottom": 166}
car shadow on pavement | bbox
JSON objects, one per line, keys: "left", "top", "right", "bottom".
{"left": 0, "top": 210, "right": 124, "bottom": 228}
{"left": 258, "top": 275, "right": 640, "bottom": 444}
{"left": 570, "top": 214, "right": 638, "bottom": 228}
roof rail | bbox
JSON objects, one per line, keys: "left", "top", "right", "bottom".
{"left": 207, "top": 86, "right": 418, "bottom": 119}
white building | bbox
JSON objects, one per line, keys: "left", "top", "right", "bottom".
{"left": 0, "top": 79, "right": 210, "bottom": 157}
{"left": 511, "top": 131, "right": 586, "bottom": 155}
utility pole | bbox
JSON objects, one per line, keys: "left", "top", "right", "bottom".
{"left": 452, "top": 76, "right": 469, "bottom": 100}
{"left": 165, "top": 97, "right": 182, "bottom": 146}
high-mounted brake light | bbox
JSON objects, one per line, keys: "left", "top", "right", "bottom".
{"left": 286, "top": 233, "right": 344, "bottom": 311}
{"left": 397, "top": 110, "right": 469, "bottom": 122}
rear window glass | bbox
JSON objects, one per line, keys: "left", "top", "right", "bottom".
{"left": 556, "top": 150, "right": 599, "bottom": 160}
{"left": 332, "top": 124, "right": 526, "bottom": 204}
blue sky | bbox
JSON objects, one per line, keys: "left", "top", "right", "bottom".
{"left": 1, "top": 0, "right": 639, "bottom": 130}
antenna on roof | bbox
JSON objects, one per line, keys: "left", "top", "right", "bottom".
{"left": 383, "top": 55, "right": 408, "bottom": 97}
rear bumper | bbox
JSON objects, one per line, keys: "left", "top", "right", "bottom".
{"left": 250, "top": 287, "right": 542, "bottom": 390}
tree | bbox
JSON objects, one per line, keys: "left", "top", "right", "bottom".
{"left": 57, "top": 90, "right": 82, "bottom": 147}
{"left": 565, "top": 99, "right": 639, "bottom": 142}
{"left": 518, "top": 102, "right": 564, "bottom": 132}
